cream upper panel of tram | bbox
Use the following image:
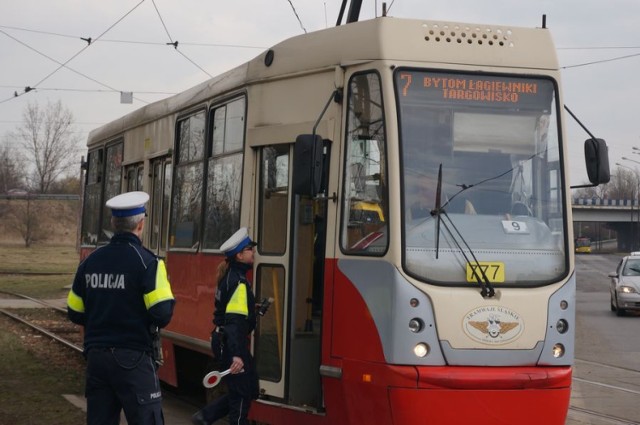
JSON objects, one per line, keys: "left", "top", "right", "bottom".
{"left": 87, "top": 16, "right": 558, "bottom": 149}
{"left": 121, "top": 118, "right": 176, "bottom": 163}
{"left": 246, "top": 17, "right": 558, "bottom": 82}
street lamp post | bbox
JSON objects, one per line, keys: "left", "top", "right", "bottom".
{"left": 619, "top": 160, "right": 640, "bottom": 250}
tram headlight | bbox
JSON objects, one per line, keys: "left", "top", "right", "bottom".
{"left": 556, "top": 319, "right": 569, "bottom": 334}
{"left": 413, "top": 343, "right": 430, "bottom": 358}
{"left": 552, "top": 343, "right": 565, "bottom": 358}
{"left": 409, "top": 318, "right": 424, "bottom": 333}
{"left": 560, "top": 300, "right": 569, "bottom": 310}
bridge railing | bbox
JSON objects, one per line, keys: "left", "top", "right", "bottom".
{"left": 572, "top": 198, "right": 639, "bottom": 207}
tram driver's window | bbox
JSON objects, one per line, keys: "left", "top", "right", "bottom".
{"left": 341, "top": 72, "right": 389, "bottom": 255}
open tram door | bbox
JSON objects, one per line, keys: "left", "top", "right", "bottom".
{"left": 252, "top": 134, "right": 330, "bottom": 411}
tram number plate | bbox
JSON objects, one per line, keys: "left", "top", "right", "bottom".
{"left": 466, "top": 262, "right": 505, "bottom": 283}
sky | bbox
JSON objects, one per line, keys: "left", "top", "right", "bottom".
{"left": 1, "top": 0, "right": 639, "bottom": 186}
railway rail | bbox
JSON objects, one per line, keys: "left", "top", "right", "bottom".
{"left": 567, "top": 358, "right": 640, "bottom": 425}
{"left": 568, "top": 406, "right": 640, "bottom": 425}
{"left": 0, "top": 291, "right": 82, "bottom": 353}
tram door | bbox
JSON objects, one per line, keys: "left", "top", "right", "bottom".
{"left": 148, "top": 156, "right": 172, "bottom": 256}
{"left": 254, "top": 143, "right": 326, "bottom": 410}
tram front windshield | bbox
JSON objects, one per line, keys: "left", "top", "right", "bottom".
{"left": 395, "top": 70, "right": 566, "bottom": 287}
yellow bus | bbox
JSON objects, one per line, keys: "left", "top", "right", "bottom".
{"left": 575, "top": 236, "right": 592, "bottom": 254}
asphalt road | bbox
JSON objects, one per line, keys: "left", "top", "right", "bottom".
{"left": 567, "top": 253, "right": 640, "bottom": 425}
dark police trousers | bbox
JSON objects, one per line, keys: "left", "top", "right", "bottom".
{"left": 198, "top": 334, "right": 258, "bottom": 425}
{"left": 199, "top": 371, "right": 257, "bottom": 425}
{"left": 86, "top": 348, "right": 164, "bottom": 425}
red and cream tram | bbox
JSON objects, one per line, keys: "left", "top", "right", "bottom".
{"left": 79, "top": 5, "right": 609, "bottom": 424}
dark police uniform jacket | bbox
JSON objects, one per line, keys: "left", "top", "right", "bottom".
{"left": 67, "top": 232, "right": 175, "bottom": 353}
{"left": 213, "top": 261, "right": 256, "bottom": 361}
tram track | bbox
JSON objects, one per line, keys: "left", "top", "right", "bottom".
{"left": 569, "top": 358, "right": 640, "bottom": 424}
{"left": 568, "top": 406, "right": 640, "bottom": 425}
{"left": 0, "top": 290, "right": 202, "bottom": 419}
{"left": 0, "top": 289, "right": 68, "bottom": 313}
{"left": 576, "top": 357, "right": 640, "bottom": 374}
{"left": 0, "top": 307, "right": 83, "bottom": 353}
{"left": 0, "top": 290, "right": 83, "bottom": 353}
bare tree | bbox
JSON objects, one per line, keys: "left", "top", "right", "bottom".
{"left": 0, "top": 140, "right": 25, "bottom": 192}
{"left": 575, "top": 167, "right": 640, "bottom": 200}
{"left": 8, "top": 195, "right": 45, "bottom": 247}
{"left": 14, "top": 100, "right": 81, "bottom": 193}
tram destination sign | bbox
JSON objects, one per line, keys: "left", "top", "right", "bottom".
{"left": 396, "top": 70, "right": 554, "bottom": 110}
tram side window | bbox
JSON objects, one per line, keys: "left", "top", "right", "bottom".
{"left": 162, "top": 163, "right": 172, "bottom": 250}
{"left": 341, "top": 72, "right": 389, "bottom": 255}
{"left": 203, "top": 97, "right": 245, "bottom": 250}
{"left": 125, "top": 163, "right": 144, "bottom": 191}
{"left": 99, "top": 142, "right": 123, "bottom": 243}
{"left": 150, "top": 159, "right": 172, "bottom": 252}
{"left": 81, "top": 149, "right": 103, "bottom": 245}
{"left": 170, "top": 110, "right": 206, "bottom": 250}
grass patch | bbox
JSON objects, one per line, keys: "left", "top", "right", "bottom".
{"left": 0, "top": 245, "right": 78, "bottom": 274}
{"left": 0, "top": 244, "right": 78, "bottom": 298}
{"left": 0, "top": 242, "right": 87, "bottom": 424}
{"left": 0, "top": 320, "right": 85, "bottom": 425}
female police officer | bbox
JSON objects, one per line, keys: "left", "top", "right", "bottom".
{"left": 192, "top": 227, "right": 259, "bottom": 425}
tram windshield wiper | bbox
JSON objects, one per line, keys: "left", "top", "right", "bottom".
{"left": 430, "top": 164, "right": 444, "bottom": 259}
{"left": 429, "top": 164, "right": 495, "bottom": 298}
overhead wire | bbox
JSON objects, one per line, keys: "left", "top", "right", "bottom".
{"left": 0, "top": 30, "right": 149, "bottom": 105}
{"left": 32, "top": 0, "right": 146, "bottom": 89}
{"left": 286, "top": 0, "right": 307, "bottom": 33}
{"left": 0, "top": 0, "right": 149, "bottom": 105}
{"left": 0, "top": 25, "right": 266, "bottom": 49}
{"left": 0, "top": 85, "right": 176, "bottom": 95}
{"left": 562, "top": 51, "right": 640, "bottom": 69}
{"left": 386, "top": 0, "right": 396, "bottom": 14}
{"left": 150, "top": 0, "right": 213, "bottom": 78}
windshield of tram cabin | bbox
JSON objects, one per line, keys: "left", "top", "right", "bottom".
{"left": 395, "top": 70, "right": 566, "bottom": 286}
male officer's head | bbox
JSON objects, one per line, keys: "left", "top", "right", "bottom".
{"left": 106, "top": 191, "right": 150, "bottom": 236}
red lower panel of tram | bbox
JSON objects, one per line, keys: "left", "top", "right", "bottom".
{"left": 249, "top": 364, "right": 572, "bottom": 425}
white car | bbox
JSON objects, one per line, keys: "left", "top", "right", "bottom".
{"left": 608, "top": 255, "right": 640, "bottom": 316}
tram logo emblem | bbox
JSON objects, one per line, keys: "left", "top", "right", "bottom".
{"left": 463, "top": 306, "right": 524, "bottom": 345}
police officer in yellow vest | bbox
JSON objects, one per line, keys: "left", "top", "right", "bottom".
{"left": 192, "top": 227, "right": 259, "bottom": 425}
{"left": 67, "top": 191, "right": 175, "bottom": 425}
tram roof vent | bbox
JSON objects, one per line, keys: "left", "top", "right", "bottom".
{"left": 422, "top": 23, "right": 514, "bottom": 48}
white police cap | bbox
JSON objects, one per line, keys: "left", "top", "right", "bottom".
{"left": 220, "top": 227, "right": 257, "bottom": 257}
{"left": 106, "top": 191, "right": 150, "bottom": 217}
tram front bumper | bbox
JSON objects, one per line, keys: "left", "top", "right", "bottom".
{"left": 387, "top": 365, "right": 572, "bottom": 425}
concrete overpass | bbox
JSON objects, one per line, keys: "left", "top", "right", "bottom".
{"left": 572, "top": 198, "right": 640, "bottom": 251}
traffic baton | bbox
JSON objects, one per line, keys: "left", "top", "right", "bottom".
{"left": 202, "top": 368, "right": 232, "bottom": 388}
